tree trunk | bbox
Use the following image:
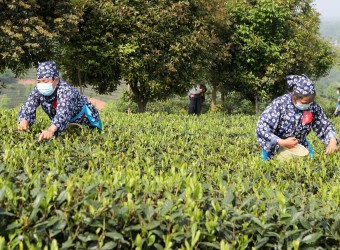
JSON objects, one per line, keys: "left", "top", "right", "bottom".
{"left": 255, "top": 95, "right": 259, "bottom": 114}
{"left": 221, "top": 91, "right": 225, "bottom": 102}
{"left": 136, "top": 99, "right": 147, "bottom": 113}
{"left": 127, "top": 84, "right": 131, "bottom": 114}
{"left": 77, "top": 67, "right": 83, "bottom": 94}
{"left": 130, "top": 82, "right": 148, "bottom": 113}
{"left": 210, "top": 84, "right": 217, "bottom": 110}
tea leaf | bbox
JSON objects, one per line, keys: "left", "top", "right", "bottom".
{"left": 301, "top": 232, "right": 323, "bottom": 244}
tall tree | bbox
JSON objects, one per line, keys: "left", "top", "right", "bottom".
{"left": 224, "top": 0, "right": 336, "bottom": 110}
{"left": 58, "top": 0, "right": 203, "bottom": 112}
{"left": 56, "top": 0, "right": 122, "bottom": 95}
{"left": 118, "top": 0, "right": 202, "bottom": 112}
{"left": 192, "top": 0, "right": 232, "bottom": 109}
{"left": 0, "top": 0, "right": 84, "bottom": 76}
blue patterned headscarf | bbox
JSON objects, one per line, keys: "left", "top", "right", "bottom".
{"left": 37, "top": 61, "right": 59, "bottom": 79}
{"left": 287, "top": 75, "right": 315, "bottom": 95}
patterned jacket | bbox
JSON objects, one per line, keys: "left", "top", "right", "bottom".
{"left": 18, "top": 80, "right": 101, "bottom": 134}
{"left": 256, "top": 93, "right": 337, "bottom": 157}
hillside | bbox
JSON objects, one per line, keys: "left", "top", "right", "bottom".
{"left": 320, "top": 17, "right": 340, "bottom": 41}
{"left": 0, "top": 69, "right": 125, "bottom": 109}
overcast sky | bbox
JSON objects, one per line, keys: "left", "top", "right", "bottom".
{"left": 313, "top": 0, "right": 340, "bottom": 19}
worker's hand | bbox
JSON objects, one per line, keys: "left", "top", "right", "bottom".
{"left": 326, "top": 137, "right": 337, "bottom": 155}
{"left": 38, "top": 130, "right": 55, "bottom": 141}
{"left": 38, "top": 125, "right": 58, "bottom": 141}
{"left": 278, "top": 137, "right": 298, "bottom": 149}
{"left": 18, "top": 120, "right": 30, "bottom": 131}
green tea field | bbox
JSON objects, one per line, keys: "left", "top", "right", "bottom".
{"left": 1, "top": 105, "right": 340, "bottom": 249}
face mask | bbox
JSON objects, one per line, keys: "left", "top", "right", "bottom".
{"left": 37, "top": 82, "right": 55, "bottom": 96}
{"left": 295, "top": 102, "right": 311, "bottom": 111}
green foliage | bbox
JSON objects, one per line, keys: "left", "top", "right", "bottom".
{"left": 220, "top": 92, "right": 267, "bottom": 115}
{"left": 56, "top": 0, "right": 122, "bottom": 94}
{"left": 224, "top": 0, "right": 336, "bottom": 101}
{"left": 325, "top": 83, "right": 339, "bottom": 100}
{"left": 117, "top": 95, "right": 205, "bottom": 115}
{"left": 0, "top": 73, "right": 35, "bottom": 108}
{"left": 115, "top": 0, "right": 203, "bottom": 112}
{"left": 0, "top": 0, "right": 84, "bottom": 76}
{"left": 314, "top": 67, "right": 340, "bottom": 117}
{"left": 189, "top": 0, "right": 232, "bottom": 105}
{"left": 57, "top": 0, "right": 203, "bottom": 112}
{"left": 0, "top": 84, "right": 34, "bottom": 109}
{"left": 316, "top": 67, "right": 340, "bottom": 93}
{"left": 0, "top": 0, "right": 338, "bottom": 113}
{"left": 117, "top": 97, "right": 188, "bottom": 115}
{"left": 1, "top": 107, "right": 340, "bottom": 248}
{"left": 0, "top": 95, "right": 10, "bottom": 108}
{"left": 314, "top": 95, "right": 337, "bottom": 118}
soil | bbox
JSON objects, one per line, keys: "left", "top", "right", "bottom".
{"left": 18, "top": 78, "right": 36, "bottom": 85}
{"left": 87, "top": 98, "right": 106, "bottom": 111}
{"left": 17, "top": 79, "right": 106, "bottom": 111}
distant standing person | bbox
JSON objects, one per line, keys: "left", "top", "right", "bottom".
{"left": 188, "top": 84, "right": 207, "bottom": 115}
{"left": 256, "top": 75, "right": 337, "bottom": 160}
{"left": 333, "top": 96, "right": 340, "bottom": 116}
{"left": 17, "top": 61, "right": 102, "bottom": 141}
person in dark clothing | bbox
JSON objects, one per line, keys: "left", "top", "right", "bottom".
{"left": 188, "top": 84, "right": 207, "bottom": 115}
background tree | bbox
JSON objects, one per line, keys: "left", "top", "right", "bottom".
{"left": 113, "top": 0, "right": 203, "bottom": 112}
{"left": 56, "top": 0, "right": 121, "bottom": 95}
{"left": 1, "top": 0, "right": 337, "bottom": 114}
{"left": 224, "top": 0, "right": 336, "bottom": 113}
{"left": 0, "top": 0, "right": 84, "bottom": 76}
{"left": 192, "top": 0, "right": 232, "bottom": 110}
{"left": 57, "top": 0, "right": 203, "bottom": 112}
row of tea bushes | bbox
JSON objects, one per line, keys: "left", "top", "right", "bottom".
{"left": 1, "top": 107, "right": 340, "bottom": 249}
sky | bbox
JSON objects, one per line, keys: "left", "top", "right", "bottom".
{"left": 313, "top": 0, "right": 340, "bottom": 19}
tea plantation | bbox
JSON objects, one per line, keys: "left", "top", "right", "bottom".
{"left": 1, "top": 105, "right": 340, "bottom": 249}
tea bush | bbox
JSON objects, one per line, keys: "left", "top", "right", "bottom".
{"left": 1, "top": 107, "right": 340, "bottom": 249}
{"left": 116, "top": 91, "right": 259, "bottom": 115}
{"left": 116, "top": 96, "right": 209, "bottom": 115}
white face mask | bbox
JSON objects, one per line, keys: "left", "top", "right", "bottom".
{"left": 295, "top": 102, "right": 312, "bottom": 111}
{"left": 37, "top": 82, "right": 55, "bottom": 96}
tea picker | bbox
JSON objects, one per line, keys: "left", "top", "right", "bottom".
{"left": 188, "top": 84, "right": 207, "bottom": 115}
{"left": 256, "top": 74, "right": 338, "bottom": 160}
{"left": 17, "top": 61, "right": 102, "bottom": 141}
{"left": 333, "top": 95, "right": 340, "bottom": 117}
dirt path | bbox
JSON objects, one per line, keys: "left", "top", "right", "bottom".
{"left": 87, "top": 97, "right": 106, "bottom": 111}
{"left": 18, "top": 78, "right": 36, "bottom": 85}
{"left": 17, "top": 79, "right": 106, "bottom": 111}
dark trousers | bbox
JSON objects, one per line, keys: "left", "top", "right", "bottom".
{"left": 188, "top": 95, "right": 203, "bottom": 115}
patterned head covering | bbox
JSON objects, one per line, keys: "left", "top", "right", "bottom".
{"left": 287, "top": 75, "right": 315, "bottom": 95}
{"left": 37, "top": 61, "right": 59, "bottom": 79}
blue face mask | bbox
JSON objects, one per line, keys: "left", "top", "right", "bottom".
{"left": 37, "top": 82, "right": 55, "bottom": 96}
{"left": 295, "top": 102, "right": 311, "bottom": 111}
